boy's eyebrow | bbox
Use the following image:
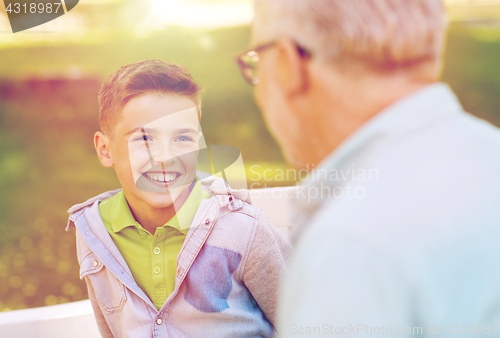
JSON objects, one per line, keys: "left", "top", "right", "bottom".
{"left": 125, "top": 127, "right": 156, "bottom": 137}
{"left": 177, "top": 128, "right": 198, "bottom": 134}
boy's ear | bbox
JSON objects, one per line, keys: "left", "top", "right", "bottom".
{"left": 94, "top": 132, "right": 113, "bottom": 167}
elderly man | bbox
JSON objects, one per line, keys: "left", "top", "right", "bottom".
{"left": 237, "top": 0, "right": 500, "bottom": 336}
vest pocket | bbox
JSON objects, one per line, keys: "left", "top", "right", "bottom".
{"left": 80, "top": 252, "right": 127, "bottom": 313}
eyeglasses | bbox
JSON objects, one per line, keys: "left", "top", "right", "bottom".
{"left": 236, "top": 41, "right": 311, "bottom": 86}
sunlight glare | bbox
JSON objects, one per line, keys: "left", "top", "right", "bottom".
{"left": 141, "top": 0, "right": 253, "bottom": 31}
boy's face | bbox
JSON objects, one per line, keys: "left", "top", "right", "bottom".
{"left": 107, "top": 93, "right": 201, "bottom": 210}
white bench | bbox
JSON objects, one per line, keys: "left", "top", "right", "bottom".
{"left": 0, "top": 186, "right": 296, "bottom": 338}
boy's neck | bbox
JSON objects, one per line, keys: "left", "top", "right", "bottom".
{"left": 126, "top": 181, "right": 196, "bottom": 235}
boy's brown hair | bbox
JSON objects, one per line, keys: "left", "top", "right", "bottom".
{"left": 98, "top": 59, "right": 203, "bottom": 136}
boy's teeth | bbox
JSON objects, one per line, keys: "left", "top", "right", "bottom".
{"left": 147, "top": 173, "right": 177, "bottom": 182}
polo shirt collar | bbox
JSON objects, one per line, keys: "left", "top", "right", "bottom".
{"left": 109, "top": 191, "right": 141, "bottom": 233}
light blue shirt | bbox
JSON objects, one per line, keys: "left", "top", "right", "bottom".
{"left": 279, "top": 83, "right": 500, "bottom": 337}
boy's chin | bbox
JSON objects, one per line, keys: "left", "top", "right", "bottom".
{"left": 141, "top": 192, "right": 175, "bottom": 209}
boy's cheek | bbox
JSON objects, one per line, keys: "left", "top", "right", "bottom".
{"left": 177, "top": 147, "right": 199, "bottom": 162}
{"left": 185, "top": 151, "right": 199, "bottom": 167}
{"left": 128, "top": 150, "right": 152, "bottom": 182}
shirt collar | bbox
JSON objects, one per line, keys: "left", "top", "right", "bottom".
{"left": 109, "top": 191, "right": 141, "bottom": 233}
{"left": 306, "top": 82, "right": 462, "bottom": 188}
{"left": 110, "top": 178, "right": 210, "bottom": 234}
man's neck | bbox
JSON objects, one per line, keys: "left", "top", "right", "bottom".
{"left": 305, "top": 63, "right": 435, "bottom": 166}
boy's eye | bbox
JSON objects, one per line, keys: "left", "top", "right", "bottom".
{"left": 175, "top": 135, "right": 193, "bottom": 142}
{"left": 133, "top": 135, "right": 153, "bottom": 142}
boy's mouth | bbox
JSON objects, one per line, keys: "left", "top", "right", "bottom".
{"left": 143, "top": 172, "right": 181, "bottom": 185}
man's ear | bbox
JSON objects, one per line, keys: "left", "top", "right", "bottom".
{"left": 94, "top": 132, "right": 114, "bottom": 167}
{"left": 275, "top": 39, "right": 309, "bottom": 97}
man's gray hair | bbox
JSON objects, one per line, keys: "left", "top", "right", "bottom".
{"left": 254, "top": 0, "right": 447, "bottom": 74}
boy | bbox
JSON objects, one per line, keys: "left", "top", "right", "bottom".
{"left": 66, "top": 60, "right": 291, "bottom": 338}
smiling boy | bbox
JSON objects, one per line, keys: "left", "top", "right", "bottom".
{"left": 66, "top": 60, "right": 291, "bottom": 338}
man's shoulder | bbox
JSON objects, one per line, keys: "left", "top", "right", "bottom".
{"left": 309, "top": 112, "right": 500, "bottom": 248}
{"left": 369, "top": 111, "right": 500, "bottom": 190}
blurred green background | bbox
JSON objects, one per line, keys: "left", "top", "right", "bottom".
{"left": 1, "top": 0, "right": 500, "bottom": 312}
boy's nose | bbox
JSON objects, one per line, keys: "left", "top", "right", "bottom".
{"left": 151, "top": 142, "right": 176, "bottom": 165}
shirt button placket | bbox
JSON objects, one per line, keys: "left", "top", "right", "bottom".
{"left": 151, "top": 229, "right": 166, "bottom": 310}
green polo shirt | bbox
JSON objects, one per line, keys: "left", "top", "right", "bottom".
{"left": 98, "top": 180, "right": 210, "bottom": 310}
